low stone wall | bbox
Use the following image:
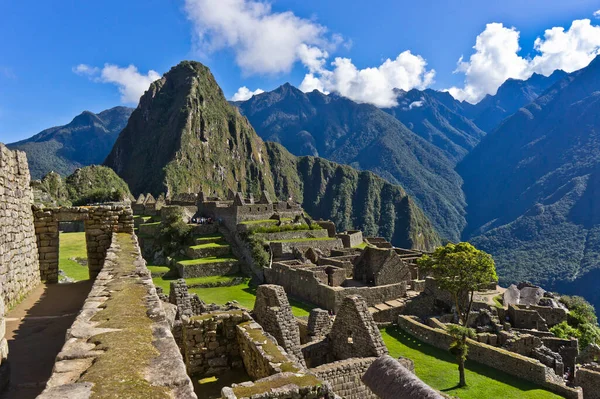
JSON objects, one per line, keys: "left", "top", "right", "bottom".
{"left": 311, "top": 357, "right": 377, "bottom": 399}
{"left": 254, "top": 229, "right": 329, "bottom": 242}
{"left": 397, "top": 316, "right": 582, "bottom": 399}
{"left": 270, "top": 238, "right": 343, "bottom": 257}
{"left": 576, "top": 367, "right": 600, "bottom": 399}
{"left": 181, "top": 310, "right": 250, "bottom": 376}
{"left": 236, "top": 320, "right": 303, "bottom": 380}
{"left": 38, "top": 233, "right": 196, "bottom": 398}
{"left": 176, "top": 260, "right": 239, "bottom": 278}
{"left": 0, "top": 144, "right": 40, "bottom": 308}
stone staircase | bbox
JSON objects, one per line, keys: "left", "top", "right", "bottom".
{"left": 368, "top": 291, "right": 420, "bottom": 323}
{"left": 175, "top": 231, "right": 240, "bottom": 278}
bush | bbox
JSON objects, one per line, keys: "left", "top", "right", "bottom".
{"left": 559, "top": 295, "right": 598, "bottom": 326}
{"left": 249, "top": 222, "right": 322, "bottom": 234}
{"left": 158, "top": 210, "right": 193, "bottom": 253}
{"left": 241, "top": 233, "right": 270, "bottom": 269}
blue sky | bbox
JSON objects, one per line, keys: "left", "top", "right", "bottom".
{"left": 1, "top": 0, "right": 600, "bottom": 143}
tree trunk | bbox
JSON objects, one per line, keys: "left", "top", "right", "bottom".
{"left": 458, "top": 358, "right": 467, "bottom": 387}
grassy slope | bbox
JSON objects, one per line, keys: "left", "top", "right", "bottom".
{"left": 59, "top": 232, "right": 89, "bottom": 281}
{"left": 381, "top": 326, "right": 563, "bottom": 399}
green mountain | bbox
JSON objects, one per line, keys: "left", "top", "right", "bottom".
{"left": 34, "top": 165, "right": 131, "bottom": 206}
{"left": 459, "top": 56, "right": 600, "bottom": 310}
{"left": 236, "top": 84, "right": 465, "bottom": 241}
{"left": 104, "top": 61, "right": 440, "bottom": 250}
{"left": 383, "top": 89, "right": 485, "bottom": 163}
{"left": 468, "top": 70, "right": 568, "bottom": 132}
{"left": 8, "top": 107, "right": 133, "bottom": 179}
{"left": 104, "top": 61, "right": 274, "bottom": 198}
{"left": 266, "top": 142, "right": 440, "bottom": 250}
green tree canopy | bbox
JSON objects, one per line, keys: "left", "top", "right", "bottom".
{"left": 418, "top": 242, "right": 497, "bottom": 326}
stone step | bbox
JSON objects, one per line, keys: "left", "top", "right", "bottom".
{"left": 175, "top": 257, "right": 240, "bottom": 278}
{"left": 185, "top": 243, "right": 231, "bottom": 258}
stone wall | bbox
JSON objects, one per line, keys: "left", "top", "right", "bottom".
{"left": 0, "top": 144, "right": 40, "bottom": 308}
{"left": 265, "top": 262, "right": 407, "bottom": 312}
{"left": 576, "top": 367, "right": 600, "bottom": 399}
{"left": 330, "top": 296, "right": 388, "bottom": 360}
{"left": 252, "top": 285, "right": 305, "bottom": 366}
{"left": 38, "top": 232, "right": 196, "bottom": 398}
{"left": 181, "top": 311, "right": 250, "bottom": 376}
{"left": 33, "top": 205, "right": 134, "bottom": 282}
{"left": 236, "top": 320, "right": 303, "bottom": 381}
{"left": 270, "top": 238, "right": 343, "bottom": 258}
{"left": 307, "top": 308, "right": 333, "bottom": 342}
{"left": 336, "top": 230, "right": 363, "bottom": 248}
{"left": 311, "top": 357, "right": 377, "bottom": 399}
{"left": 398, "top": 316, "right": 582, "bottom": 399}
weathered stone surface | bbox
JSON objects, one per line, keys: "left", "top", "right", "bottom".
{"left": 253, "top": 285, "right": 305, "bottom": 367}
{"left": 0, "top": 144, "right": 41, "bottom": 307}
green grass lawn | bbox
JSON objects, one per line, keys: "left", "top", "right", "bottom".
{"left": 381, "top": 326, "right": 564, "bottom": 399}
{"left": 189, "top": 242, "right": 230, "bottom": 249}
{"left": 177, "top": 256, "right": 238, "bottom": 266}
{"left": 153, "top": 276, "right": 313, "bottom": 317}
{"left": 59, "top": 232, "right": 89, "bottom": 281}
{"left": 353, "top": 242, "right": 368, "bottom": 249}
{"left": 195, "top": 233, "right": 225, "bottom": 242}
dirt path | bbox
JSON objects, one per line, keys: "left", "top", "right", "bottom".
{"left": 1, "top": 281, "right": 92, "bottom": 399}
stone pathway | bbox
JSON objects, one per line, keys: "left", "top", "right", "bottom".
{"left": 1, "top": 281, "right": 92, "bottom": 399}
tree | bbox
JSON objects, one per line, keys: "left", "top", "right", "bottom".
{"left": 447, "top": 324, "right": 476, "bottom": 387}
{"left": 417, "top": 242, "right": 497, "bottom": 386}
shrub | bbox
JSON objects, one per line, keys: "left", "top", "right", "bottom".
{"left": 559, "top": 295, "right": 598, "bottom": 326}
{"left": 158, "top": 210, "right": 193, "bottom": 253}
{"left": 241, "top": 233, "right": 270, "bottom": 269}
{"left": 248, "top": 222, "right": 322, "bottom": 234}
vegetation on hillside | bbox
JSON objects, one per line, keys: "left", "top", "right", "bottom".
{"left": 237, "top": 83, "right": 466, "bottom": 242}
{"left": 104, "top": 60, "right": 440, "bottom": 251}
{"left": 550, "top": 295, "right": 600, "bottom": 349}
{"left": 36, "top": 165, "right": 132, "bottom": 206}
{"left": 460, "top": 56, "right": 600, "bottom": 312}
{"left": 266, "top": 142, "right": 441, "bottom": 251}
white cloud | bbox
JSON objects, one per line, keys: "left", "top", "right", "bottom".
{"left": 594, "top": 10, "right": 600, "bottom": 19}
{"left": 73, "top": 64, "right": 99, "bottom": 76}
{"left": 409, "top": 100, "right": 424, "bottom": 109}
{"left": 184, "top": 0, "right": 339, "bottom": 75}
{"left": 299, "top": 51, "right": 435, "bottom": 108}
{"left": 231, "top": 86, "right": 265, "bottom": 101}
{"left": 449, "top": 20, "right": 600, "bottom": 103}
{"left": 74, "top": 64, "right": 161, "bottom": 104}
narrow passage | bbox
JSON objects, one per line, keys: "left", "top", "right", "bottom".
{"left": 1, "top": 281, "right": 92, "bottom": 399}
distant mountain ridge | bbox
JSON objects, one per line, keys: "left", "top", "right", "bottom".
{"left": 105, "top": 61, "right": 440, "bottom": 250}
{"left": 459, "top": 56, "right": 600, "bottom": 310}
{"left": 236, "top": 84, "right": 466, "bottom": 241}
{"left": 383, "top": 88, "right": 485, "bottom": 163}
{"left": 8, "top": 106, "right": 133, "bottom": 179}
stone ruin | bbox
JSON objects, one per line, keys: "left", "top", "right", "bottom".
{"left": 160, "top": 277, "right": 418, "bottom": 399}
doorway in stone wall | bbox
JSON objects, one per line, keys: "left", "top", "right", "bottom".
{"left": 57, "top": 221, "right": 89, "bottom": 282}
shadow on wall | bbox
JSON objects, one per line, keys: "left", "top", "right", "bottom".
{"left": 3, "top": 281, "right": 93, "bottom": 399}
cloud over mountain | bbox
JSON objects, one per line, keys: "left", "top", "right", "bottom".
{"left": 449, "top": 19, "right": 600, "bottom": 103}
{"left": 74, "top": 64, "right": 161, "bottom": 104}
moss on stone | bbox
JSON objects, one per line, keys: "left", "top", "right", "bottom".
{"left": 82, "top": 233, "right": 169, "bottom": 399}
{"left": 231, "top": 374, "right": 322, "bottom": 398}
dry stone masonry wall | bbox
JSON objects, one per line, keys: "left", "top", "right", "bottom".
{"left": 252, "top": 285, "right": 306, "bottom": 366}
{"left": 33, "top": 205, "right": 134, "bottom": 282}
{"left": 0, "top": 144, "right": 40, "bottom": 308}
{"left": 38, "top": 232, "right": 196, "bottom": 399}
{"left": 311, "top": 357, "right": 377, "bottom": 399}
